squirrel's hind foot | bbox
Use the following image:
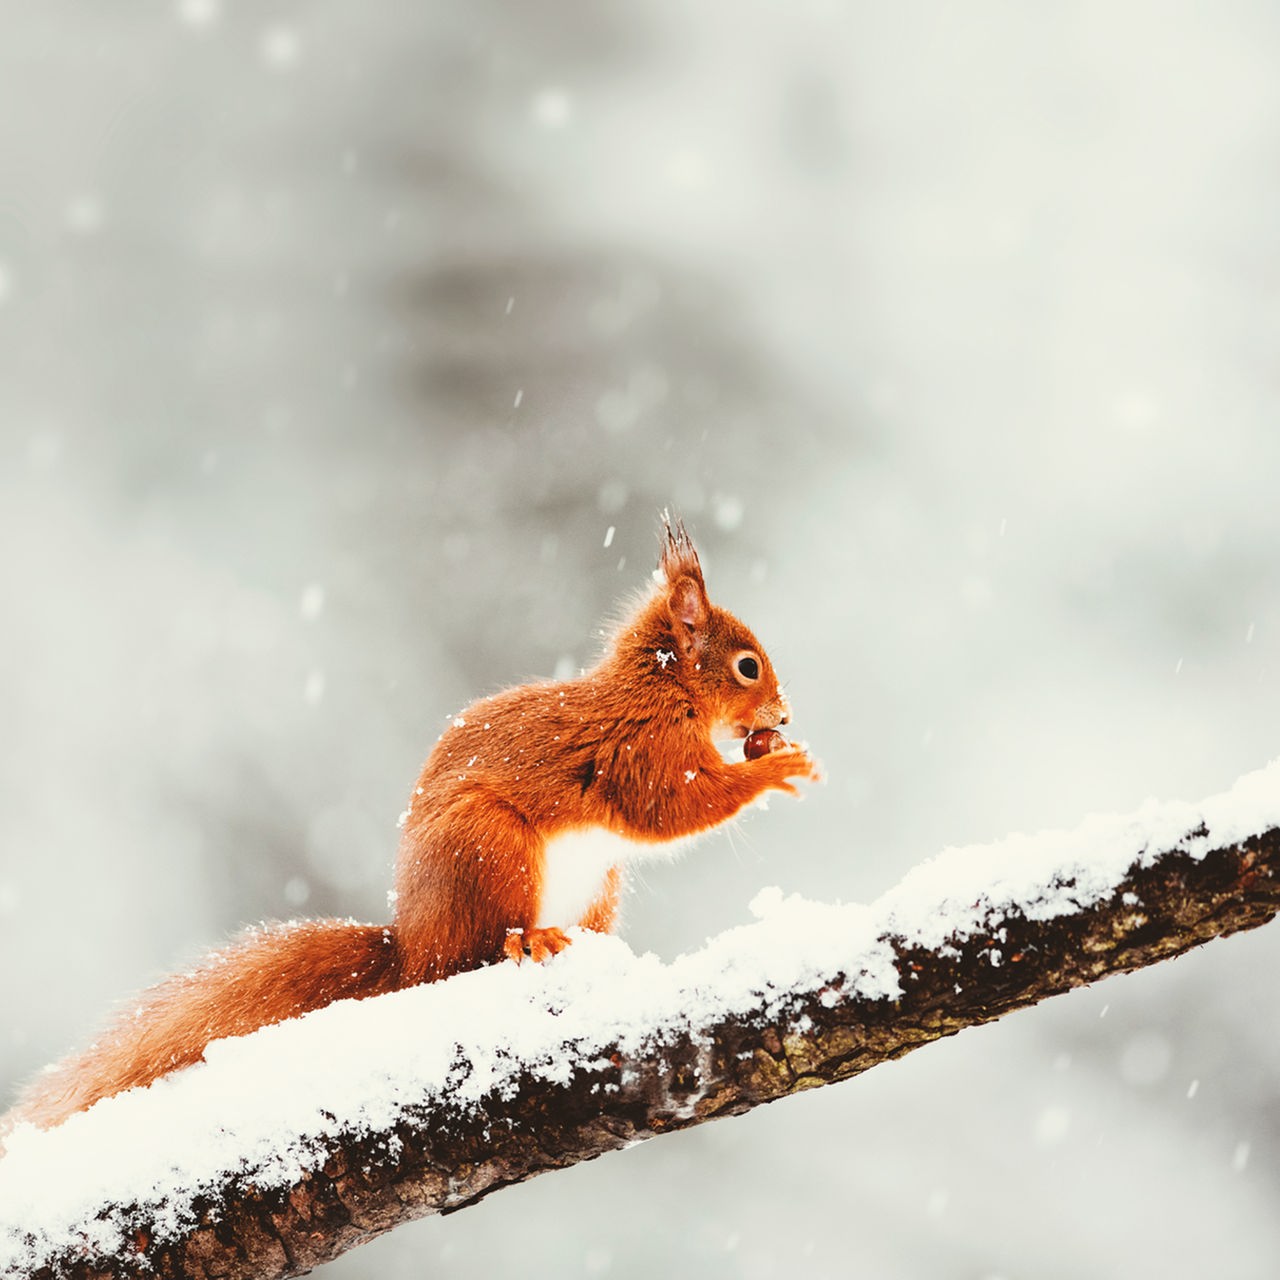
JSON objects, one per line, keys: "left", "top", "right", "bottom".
{"left": 503, "top": 926, "right": 572, "bottom": 965}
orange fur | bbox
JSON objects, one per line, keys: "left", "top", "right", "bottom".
{"left": 3, "top": 517, "right": 817, "bottom": 1138}
{"left": 8, "top": 921, "right": 398, "bottom": 1132}
{"left": 579, "top": 866, "right": 622, "bottom": 934}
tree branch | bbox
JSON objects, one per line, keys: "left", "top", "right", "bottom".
{"left": 4, "top": 765, "right": 1279, "bottom": 1280}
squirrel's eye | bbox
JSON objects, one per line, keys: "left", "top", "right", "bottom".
{"left": 732, "top": 652, "right": 761, "bottom": 685}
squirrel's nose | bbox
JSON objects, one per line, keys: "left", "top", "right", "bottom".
{"left": 779, "top": 710, "right": 790, "bottom": 726}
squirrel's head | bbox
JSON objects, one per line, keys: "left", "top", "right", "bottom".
{"left": 654, "top": 514, "right": 792, "bottom": 739}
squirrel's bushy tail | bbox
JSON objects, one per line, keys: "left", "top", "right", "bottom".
{"left": 5, "top": 919, "right": 400, "bottom": 1135}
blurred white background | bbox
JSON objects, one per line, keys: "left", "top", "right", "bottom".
{"left": 3, "top": 2, "right": 1279, "bottom": 1276}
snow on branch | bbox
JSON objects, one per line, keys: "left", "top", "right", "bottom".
{"left": 4, "top": 762, "right": 1280, "bottom": 1280}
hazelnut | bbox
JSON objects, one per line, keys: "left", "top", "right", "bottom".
{"left": 743, "top": 729, "right": 787, "bottom": 760}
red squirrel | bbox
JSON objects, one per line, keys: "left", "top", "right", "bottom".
{"left": 3, "top": 517, "right": 818, "bottom": 1136}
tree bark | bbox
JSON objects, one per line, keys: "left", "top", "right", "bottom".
{"left": 13, "top": 818, "right": 1280, "bottom": 1280}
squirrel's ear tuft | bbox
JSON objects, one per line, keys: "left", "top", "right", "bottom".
{"left": 658, "top": 512, "right": 709, "bottom": 655}
{"left": 658, "top": 510, "right": 704, "bottom": 588}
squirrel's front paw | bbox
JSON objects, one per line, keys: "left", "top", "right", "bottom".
{"left": 503, "top": 926, "right": 572, "bottom": 965}
{"left": 751, "top": 742, "right": 823, "bottom": 791}
{"left": 779, "top": 746, "right": 823, "bottom": 785}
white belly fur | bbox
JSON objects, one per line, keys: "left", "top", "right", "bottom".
{"left": 536, "top": 827, "right": 691, "bottom": 929}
